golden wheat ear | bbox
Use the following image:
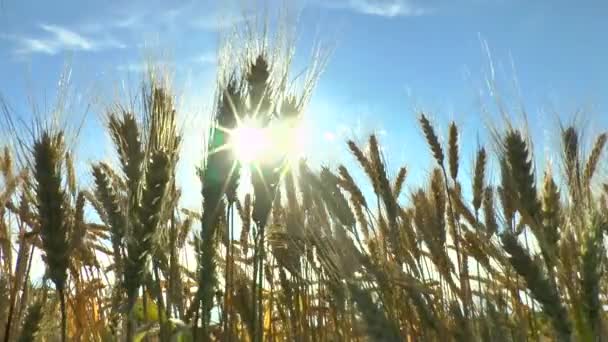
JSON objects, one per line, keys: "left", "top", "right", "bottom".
{"left": 108, "top": 112, "right": 144, "bottom": 190}
{"left": 562, "top": 126, "right": 582, "bottom": 203}
{"left": 91, "top": 163, "right": 126, "bottom": 273}
{"left": 347, "top": 140, "right": 378, "bottom": 193}
{"left": 1, "top": 145, "right": 13, "bottom": 179}
{"left": 368, "top": 135, "right": 399, "bottom": 236}
{"left": 502, "top": 130, "right": 542, "bottom": 227}
{"left": 393, "top": 166, "right": 407, "bottom": 199}
{"left": 472, "top": 147, "right": 487, "bottom": 214}
{"left": 32, "top": 130, "right": 71, "bottom": 342}
{"left": 448, "top": 122, "right": 459, "bottom": 181}
{"left": 419, "top": 113, "right": 444, "bottom": 166}
{"left": 483, "top": 186, "right": 498, "bottom": 238}
{"left": 583, "top": 133, "right": 607, "bottom": 195}
{"left": 541, "top": 171, "right": 561, "bottom": 258}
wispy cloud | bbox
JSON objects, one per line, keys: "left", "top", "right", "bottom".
{"left": 78, "top": 3, "right": 249, "bottom": 43}
{"left": 323, "top": 0, "right": 430, "bottom": 17}
{"left": 4, "top": 24, "right": 126, "bottom": 56}
{"left": 82, "top": 13, "right": 143, "bottom": 33}
{"left": 39, "top": 24, "right": 94, "bottom": 50}
{"left": 117, "top": 52, "right": 217, "bottom": 73}
{"left": 189, "top": 11, "right": 249, "bottom": 31}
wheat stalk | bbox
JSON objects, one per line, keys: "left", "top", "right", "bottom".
{"left": 473, "top": 148, "right": 487, "bottom": 214}
{"left": 32, "top": 131, "right": 71, "bottom": 342}
{"left": 448, "top": 122, "right": 459, "bottom": 181}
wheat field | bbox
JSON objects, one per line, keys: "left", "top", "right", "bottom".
{"left": 1, "top": 17, "right": 608, "bottom": 342}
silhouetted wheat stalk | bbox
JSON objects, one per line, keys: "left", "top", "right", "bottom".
{"left": 31, "top": 131, "right": 73, "bottom": 342}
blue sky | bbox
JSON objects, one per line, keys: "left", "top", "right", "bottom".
{"left": 1, "top": 0, "right": 608, "bottom": 209}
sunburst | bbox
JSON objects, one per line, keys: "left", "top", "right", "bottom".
{"left": 231, "top": 117, "right": 272, "bottom": 165}
{"left": 210, "top": 115, "right": 308, "bottom": 169}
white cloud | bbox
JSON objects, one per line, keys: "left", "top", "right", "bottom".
{"left": 190, "top": 12, "right": 249, "bottom": 31}
{"left": 5, "top": 24, "right": 126, "bottom": 56}
{"left": 17, "top": 37, "right": 57, "bottom": 54}
{"left": 82, "top": 4, "right": 248, "bottom": 39}
{"left": 323, "top": 0, "right": 430, "bottom": 17}
{"left": 117, "top": 52, "right": 217, "bottom": 73}
{"left": 40, "top": 24, "right": 94, "bottom": 50}
{"left": 82, "top": 13, "right": 143, "bottom": 33}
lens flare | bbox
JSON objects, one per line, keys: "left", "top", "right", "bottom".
{"left": 231, "top": 119, "right": 271, "bottom": 164}
{"left": 231, "top": 116, "right": 309, "bottom": 166}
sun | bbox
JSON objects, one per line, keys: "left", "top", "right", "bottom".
{"left": 230, "top": 116, "right": 309, "bottom": 166}
{"left": 231, "top": 118, "right": 271, "bottom": 164}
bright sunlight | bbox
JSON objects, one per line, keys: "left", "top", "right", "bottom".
{"left": 231, "top": 118, "right": 271, "bottom": 164}
{"left": 230, "top": 116, "right": 309, "bottom": 166}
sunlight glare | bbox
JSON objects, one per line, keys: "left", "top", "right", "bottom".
{"left": 231, "top": 116, "right": 310, "bottom": 167}
{"left": 232, "top": 119, "right": 271, "bottom": 164}
{"left": 273, "top": 118, "right": 309, "bottom": 163}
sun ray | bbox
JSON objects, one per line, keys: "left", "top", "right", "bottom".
{"left": 206, "top": 143, "right": 233, "bottom": 157}
{"left": 223, "top": 90, "right": 245, "bottom": 127}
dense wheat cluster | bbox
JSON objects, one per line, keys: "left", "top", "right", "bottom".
{"left": 2, "top": 22, "right": 608, "bottom": 342}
